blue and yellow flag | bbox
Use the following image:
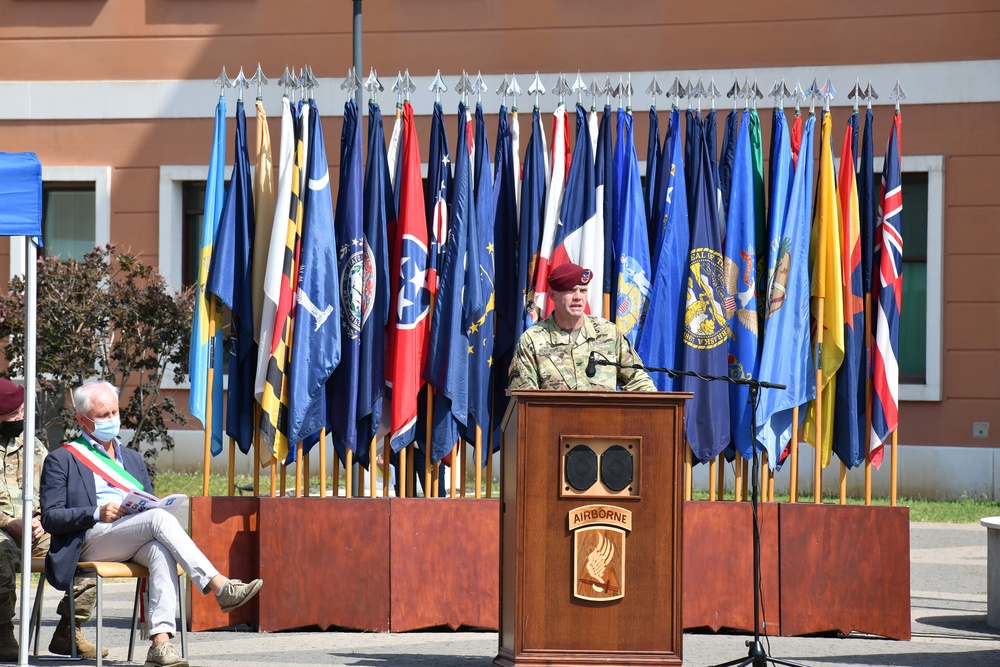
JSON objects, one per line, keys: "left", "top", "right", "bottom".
{"left": 189, "top": 94, "right": 226, "bottom": 456}
{"left": 613, "top": 108, "right": 651, "bottom": 345}
{"left": 636, "top": 108, "right": 689, "bottom": 392}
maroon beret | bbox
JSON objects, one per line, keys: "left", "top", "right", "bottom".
{"left": 547, "top": 263, "right": 592, "bottom": 291}
{"left": 0, "top": 378, "right": 24, "bottom": 416}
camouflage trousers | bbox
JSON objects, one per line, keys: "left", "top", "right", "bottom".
{"left": 0, "top": 528, "right": 95, "bottom": 625}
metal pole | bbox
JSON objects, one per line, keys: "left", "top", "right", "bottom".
{"left": 353, "top": 0, "right": 363, "bottom": 108}
{"left": 17, "top": 238, "right": 37, "bottom": 667}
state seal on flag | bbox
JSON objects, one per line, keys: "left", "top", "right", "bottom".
{"left": 340, "top": 241, "right": 364, "bottom": 339}
{"left": 683, "top": 247, "right": 729, "bottom": 350}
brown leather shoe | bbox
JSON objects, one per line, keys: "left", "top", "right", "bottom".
{"left": 48, "top": 617, "right": 109, "bottom": 659}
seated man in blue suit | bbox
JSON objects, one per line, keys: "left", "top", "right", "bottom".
{"left": 40, "top": 380, "right": 263, "bottom": 667}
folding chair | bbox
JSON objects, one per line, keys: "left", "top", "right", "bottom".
{"left": 29, "top": 558, "right": 188, "bottom": 667}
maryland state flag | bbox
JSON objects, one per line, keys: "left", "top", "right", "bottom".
{"left": 259, "top": 102, "right": 309, "bottom": 463}
{"left": 802, "top": 110, "right": 845, "bottom": 468}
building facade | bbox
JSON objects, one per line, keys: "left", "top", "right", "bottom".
{"left": 0, "top": 0, "right": 997, "bottom": 498}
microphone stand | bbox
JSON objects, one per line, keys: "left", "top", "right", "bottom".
{"left": 591, "top": 356, "right": 809, "bottom": 667}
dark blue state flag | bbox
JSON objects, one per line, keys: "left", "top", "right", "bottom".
{"left": 636, "top": 108, "right": 689, "bottom": 391}
{"left": 355, "top": 100, "right": 393, "bottom": 456}
{"left": 718, "top": 108, "right": 738, "bottom": 223}
{"left": 597, "top": 103, "right": 614, "bottom": 306}
{"left": 206, "top": 98, "right": 257, "bottom": 454}
{"left": 467, "top": 103, "right": 496, "bottom": 451}
{"left": 644, "top": 106, "right": 662, "bottom": 245}
{"left": 684, "top": 109, "right": 703, "bottom": 211}
{"left": 288, "top": 99, "right": 342, "bottom": 450}
{"left": 515, "top": 108, "right": 546, "bottom": 336}
{"left": 491, "top": 105, "right": 519, "bottom": 447}
{"left": 426, "top": 103, "right": 483, "bottom": 463}
{"left": 326, "top": 99, "right": 364, "bottom": 462}
{"left": 425, "top": 102, "right": 452, "bottom": 293}
{"left": 680, "top": 123, "right": 731, "bottom": 463}
{"left": 859, "top": 107, "right": 877, "bottom": 304}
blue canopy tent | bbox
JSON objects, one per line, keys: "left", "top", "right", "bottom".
{"left": 0, "top": 152, "right": 42, "bottom": 667}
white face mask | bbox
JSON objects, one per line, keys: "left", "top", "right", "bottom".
{"left": 90, "top": 415, "right": 120, "bottom": 442}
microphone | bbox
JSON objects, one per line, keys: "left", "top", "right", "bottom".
{"left": 586, "top": 351, "right": 598, "bottom": 378}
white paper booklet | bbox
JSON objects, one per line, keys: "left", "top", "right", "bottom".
{"left": 121, "top": 489, "right": 187, "bottom": 515}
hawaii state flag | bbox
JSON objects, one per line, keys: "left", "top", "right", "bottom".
{"left": 386, "top": 101, "right": 431, "bottom": 452}
{"left": 870, "top": 112, "right": 903, "bottom": 469}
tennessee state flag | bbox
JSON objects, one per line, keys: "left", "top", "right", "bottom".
{"left": 385, "top": 102, "right": 431, "bottom": 452}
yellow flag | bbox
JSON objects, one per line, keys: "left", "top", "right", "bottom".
{"left": 802, "top": 110, "right": 845, "bottom": 467}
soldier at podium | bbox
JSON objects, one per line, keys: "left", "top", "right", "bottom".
{"left": 509, "top": 263, "right": 655, "bottom": 392}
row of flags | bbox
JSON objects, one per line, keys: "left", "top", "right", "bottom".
{"left": 189, "top": 87, "right": 903, "bottom": 474}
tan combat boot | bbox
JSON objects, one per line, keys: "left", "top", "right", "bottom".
{"left": 0, "top": 622, "right": 17, "bottom": 662}
{"left": 48, "top": 616, "right": 108, "bottom": 659}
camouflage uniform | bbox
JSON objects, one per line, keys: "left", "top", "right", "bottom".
{"left": 0, "top": 434, "right": 94, "bottom": 625}
{"left": 509, "top": 315, "right": 656, "bottom": 392}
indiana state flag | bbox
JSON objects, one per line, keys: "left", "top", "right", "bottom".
{"left": 723, "top": 110, "right": 761, "bottom": 461}
{"left": 636, "top": 108, "right": 689, "bottom": 391}
{"left": 288, "top": 98, "right": 342, "bottom": 449}
{"left": 206, "top": 98, "right": 257, "bottom": 455}
{"left": 467, "top": 103, "right": 496, "bottom": 450}
{"left": 681, "top": 120, "right": 731, "bottom": 463}
{"left": 189, "top": 94, "right": 226, "bottom": 456}
{"left": 614, "top": 109, "right": 651, "bottom": 345}
{"left": 426, "top": 103, "right": 483, "bottom": 463}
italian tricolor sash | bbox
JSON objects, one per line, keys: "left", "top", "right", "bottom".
{"left": 63, "top": 437, "right": 143, "bottom": 492}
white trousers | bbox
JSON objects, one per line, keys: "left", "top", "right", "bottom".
{"left": 81, "top": 509, "right": 219, "bottom": 636}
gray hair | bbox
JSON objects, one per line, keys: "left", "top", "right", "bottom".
{"left": 72, "top": 380, "right": 119, "bottom": 415}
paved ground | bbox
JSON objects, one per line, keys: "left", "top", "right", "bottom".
{"left": 16, "top": 522, "right": 999, "bottom": 666}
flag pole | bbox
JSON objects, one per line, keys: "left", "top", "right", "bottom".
{"left": 382, "top": 436, "right": 390, "bottom": 497}
{"left": 890, "top": 430, "right": 898, "bottom": 506}
{"left": 202, "top": 301, "right": 218, "bottom": 497}
{"left": 345, "top": 448, "right": 354, "bottom": 498}
{"left": 319, "top": 429, "right": 326, "bottom": 497}
{"left": 475, "top": 428, "right": 482, "bottom": 498}
{"left": 863, "top": 292, "right": 874, "bottom": 505}
{"left": 813, "top": 308, "right": 824, "bottom": 504}
{"left": 450, "top": 443, "right": 458, "bottom": 498}
{"left": 459, "top": 440, "right": 467, "bottom": 498}
{"left": 369, "top": 437, "right": 377, "bottom": 498}
{"left": 708, "top": 457, "right": 717, "bottom": 501}
{"left": 790, "top": 406, "right": 799, "bottom": 502}
{"left": 295, "top": 441, "right": 304, "bottom": 497}
{"left": 684, "top": 445, "right": 693, "bottom": 501}
{"left": 398, "top": 445, "right": 407, "bottom": 498}
{"left": 303, "top": 447, "right": 310, "bottom": 497}
{"left": 424, "top": 386, "right": 433, "bottom": 494}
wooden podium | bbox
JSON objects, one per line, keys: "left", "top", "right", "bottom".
{"left": 496, "top": 390, "right": 690, "bottom": 667}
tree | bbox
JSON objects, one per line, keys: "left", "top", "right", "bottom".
{"left": 0, "top": 245, "right": 193, "bottom": 471}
